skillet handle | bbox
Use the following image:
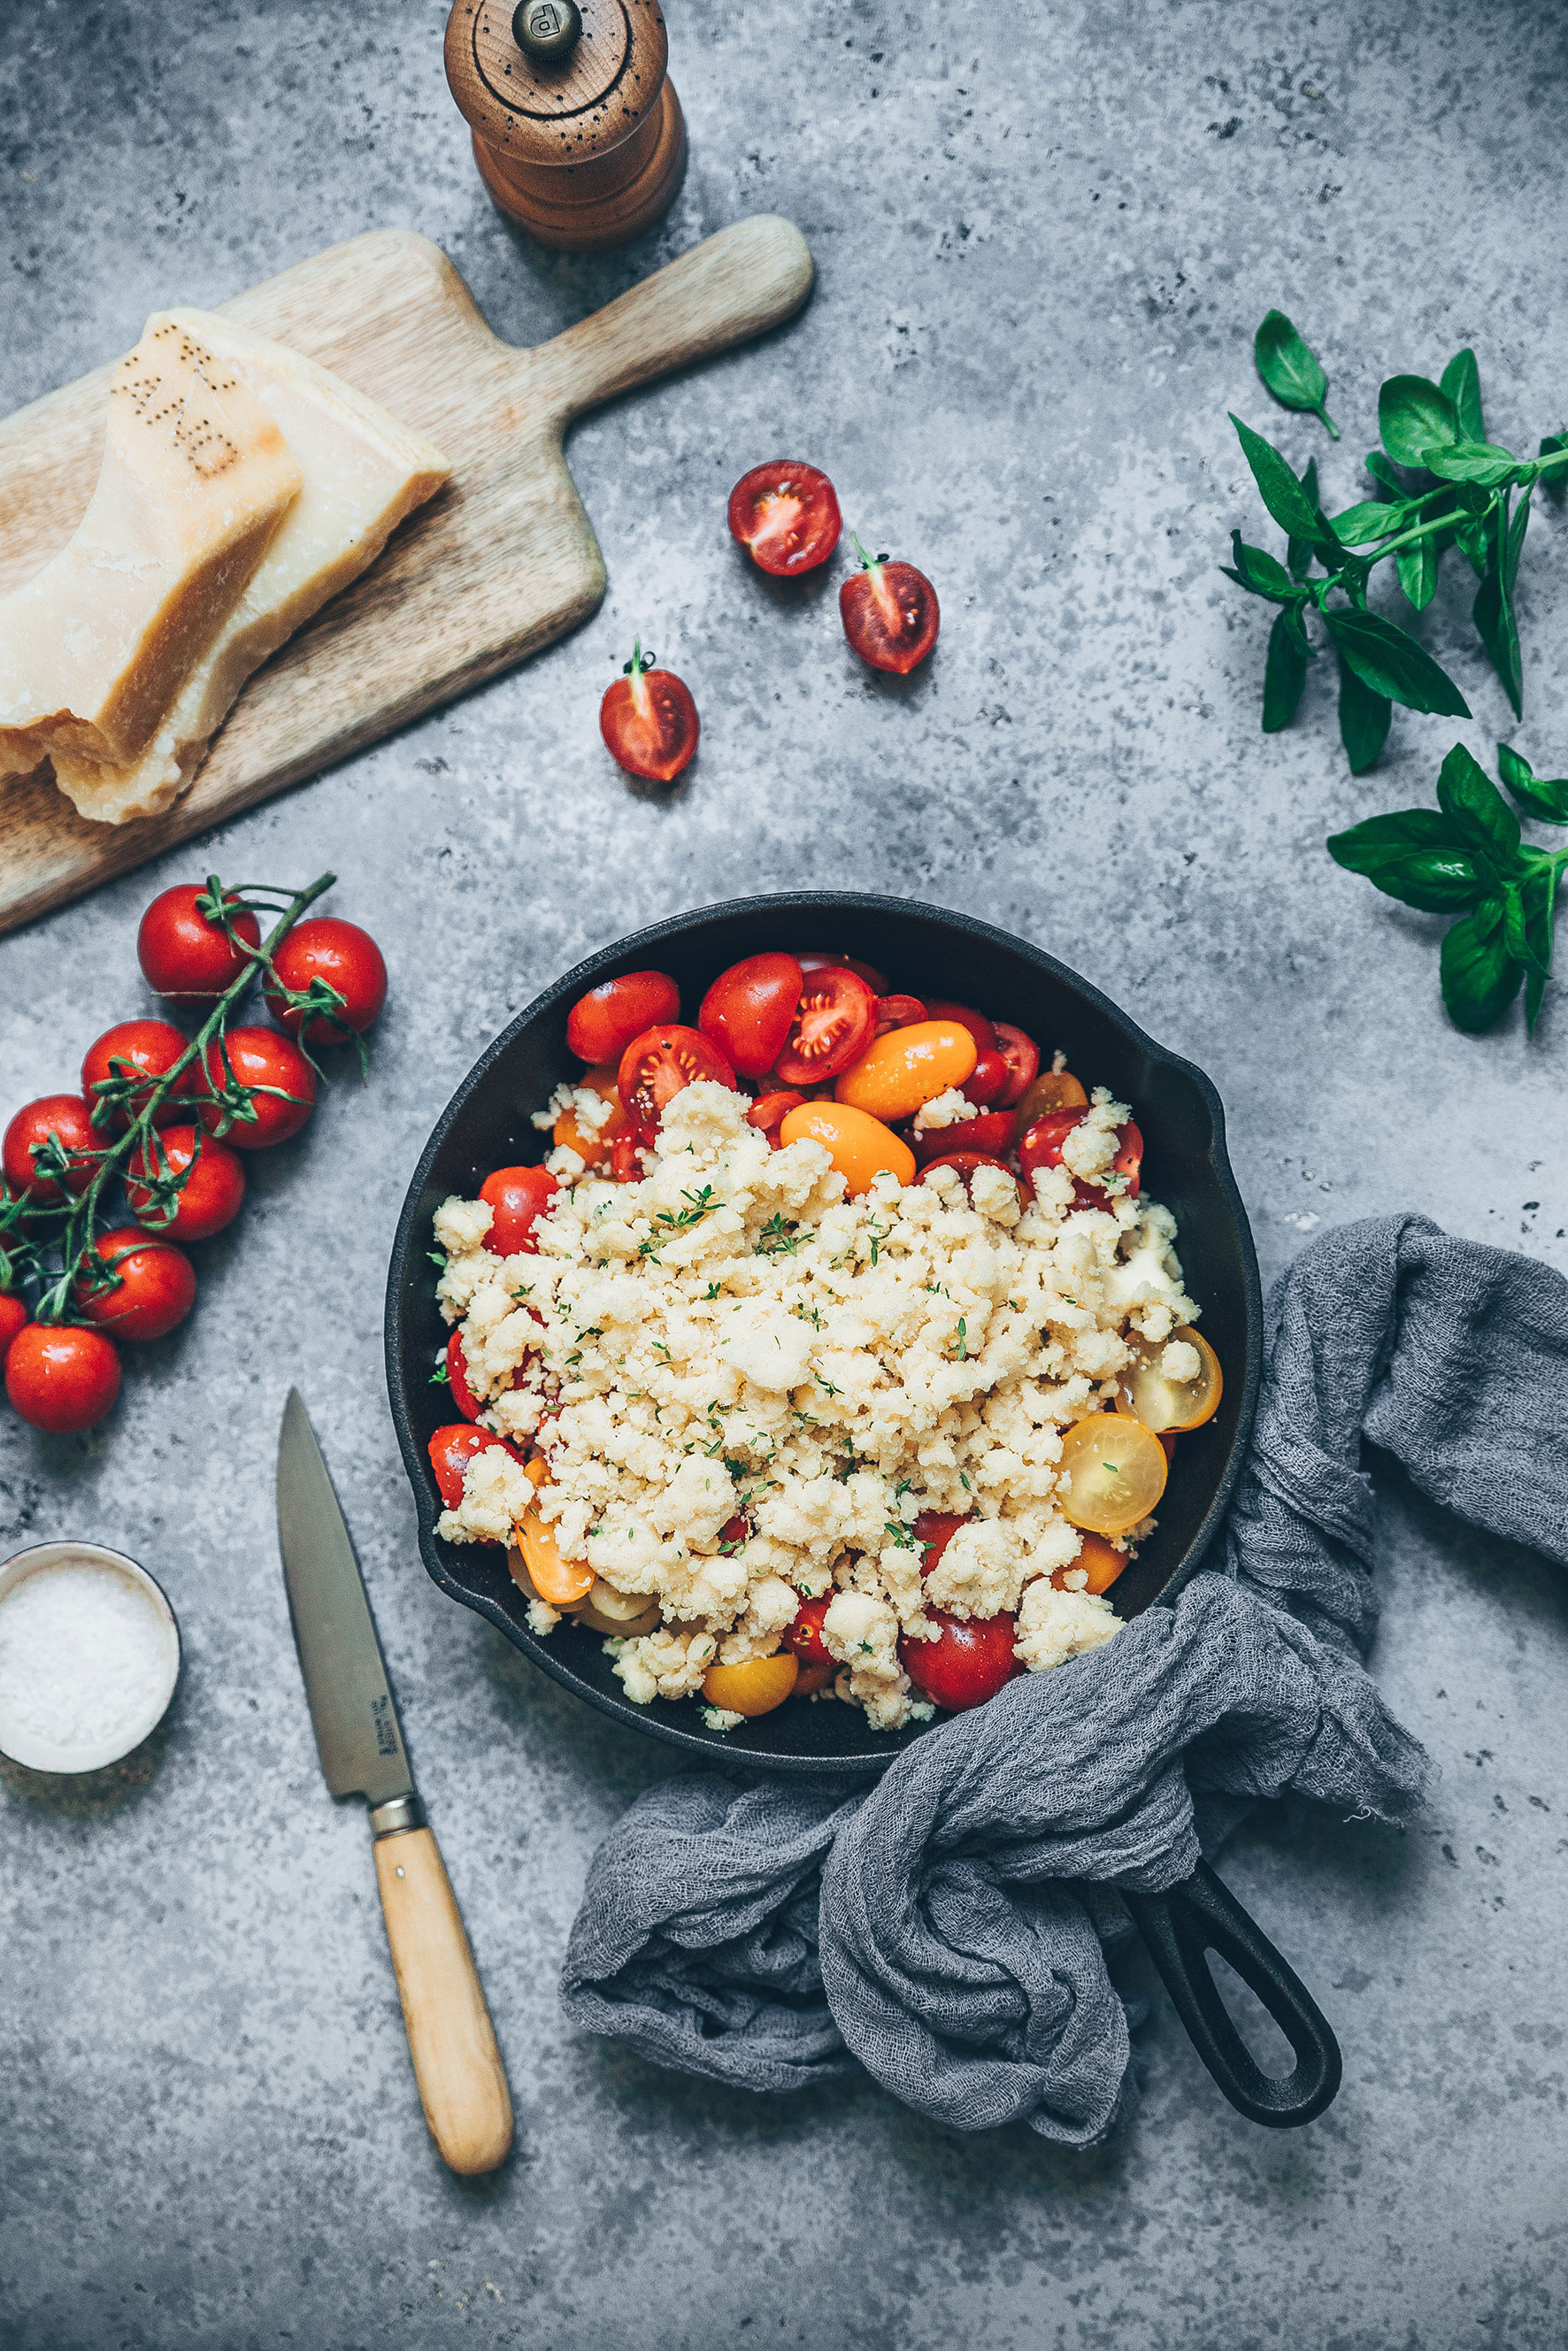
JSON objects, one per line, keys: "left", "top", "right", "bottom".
{"left": 1122, "top": 1859, "right": 1341, "bottom": 2127}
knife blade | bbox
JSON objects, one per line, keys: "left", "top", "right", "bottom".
{"left": 276, "top": 1387, "right": 513, "bottom": 2176}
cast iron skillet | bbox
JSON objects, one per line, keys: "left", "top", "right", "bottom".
{"left": 386, "top": 893, "right": 1340, "bottom": 2128}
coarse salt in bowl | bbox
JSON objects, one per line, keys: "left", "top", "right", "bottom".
{"left": 0, "top": 1542, "right": 181, "bottom": 1774}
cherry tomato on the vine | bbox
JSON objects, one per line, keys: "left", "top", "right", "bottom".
{"left": 2, "top": 1095, "right": 99, "bottom": 1202}
{"left": 567, "top": 972, "right": 680, "bottom": 1068}
{"left": 699, "top": 953, "right": 803, "bottom": 1079}
{"left": 727, "top": 461, "right": 842, "bottom": 576}
{"left": 5, "top": 1323, "right": 121, "bottom": 1435}
{"left": 746, "top": 1089, "right": 804, "bottom": 1147}
{"left": 0, "top": 1293, "right": 27, "bottom": 1363}
{"left": 900, "top": 1610, "right": 1022, "bottom": 1710}
{"left": 127, "top": 1126, "right": 246, "bottom": 1242}
{"left": 264, "top": 918, "right": 387, "bottom": 1044}
{"left": 772, "top": 965, "right": 877, "bottom": 1087}
{"left": 199, "top": 1026, "right": 317, "bottom": 1149}
{"left": 138, "top": 884, "right": 260, "bottom": 1010}
{"left": 784, "top": 1592, "right": 834, "bottom": 1664}
{"left": 479, "top": 1164, "right": 559, "bottom": 1256}
{"left": 427, "top": 1423, "right": 525, "bottom": 1516}
{"left": 991, "top": 1022, "right": 1040, "bottom": 1108}
{"left": 599, "top": 641, "right": 699, "bottom": 784}
{"left": 618, "top": 1024, "right": 736, "bottom": 1138}
{"left": 76, "top": 1228, "right": 196, "bottom": 1342}
{"left": 81, "top": 1021, "right": 193, "bottom": 1130}
{"left": 839, "top": 534, "right": 940, "bottom": 674}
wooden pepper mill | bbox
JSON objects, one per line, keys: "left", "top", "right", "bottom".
{"left": 445, "top": 0, "right": 687, "bottom": 254}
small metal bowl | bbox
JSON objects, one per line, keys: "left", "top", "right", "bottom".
{"left": 0, "top": 1541, "right": 181, "bottom": 1774}
{"left": 386, "top": 893, "right": 1262, "bottom": 1776}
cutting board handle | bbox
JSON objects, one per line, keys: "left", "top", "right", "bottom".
{"left": 373, "top": 1824, "right": 514, "bottom": 2175}
{"left": 534, "top": 214, "right": 814, "bottom": 429}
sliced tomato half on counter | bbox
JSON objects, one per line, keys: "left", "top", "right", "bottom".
{"left": 599, "top": 641, "right": 699, "bottom": 783}
{"left": 772, "top": 964, "right": 877, "bottom": 1086}
{"left": 566, "top": 971, "right": 680, "bottom": 1065}
{"left": 618, "top": 1023, "right": 737, "bottom": 1137}
{"left": 900, "top": 1610, "right": 1022, "bottom": 1710}
{"left": 427, "top": 1423, "right": 527, "bottom": 1515}
{"left": 727, "top": 461, "right": 842, "bottom": 576}
{"left": 698, "top": 952, "right": 803, "bottom": 1078}
{"left": 841, "top": 535, "right": 940, "bottom": 674}
{"left": 479, "top": 1164, "right": 559, "bottom": 1255}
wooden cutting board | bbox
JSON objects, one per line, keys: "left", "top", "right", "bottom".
{"left": 0, "top": 214, "right": 813, "bottom": 939}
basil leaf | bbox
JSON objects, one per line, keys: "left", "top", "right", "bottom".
{"left": 1365, "top": 449, "right": 1409, "bottom": 496}
{"left": 1254, "top": 311, "right": 1340, "bottom": 439}
{"left": 1455, "top": 508, "right": 1491, "bottom": 578}
{"left": 1287, "top": 457, "right": 1319, "bottom": 581}
{"left": 1522, "top": 863, "right": 1559, "bottom": 1033}
{"left": 1503, "top": 881, "right": 1551, "bottom": 978}
{"left": 1395, "top": 535, "right": 1439, "bottom": 611}
{"left": 1436, "top": 741, "right": 1521, "bottom": 860}
{"left": 1540, "top": 431, "right": 1568, "bottom": 505}
{"left": 1323, "top": 606, "right": 1472, "bottom": 718}
{"left": 1262, "top": 608, "right": 1309, "bottom": 733}
{"left": 1225, "top": 532, "right": 1297, "bottom": 603}
{"left": 1440, "top": 900, "right": 1523, "bottom": 1032}
{"left": 1326, "top": 809, "right": 1483, "bottom": 910}
{"left": 1504, "top": 491, "right": 1530, "bottom": 595}
{"left": 1472, "top": 508, "right": 1524, "bottom": 719}
{"left": 1229, "top": 414, "right": 1337, "bottom": 546}
{"left": 1336, "top": 655, "right": 1392, "bottom": 773}
{"left": 1330, "top": 499, "right": 1401, "bottom": 546}
{"left": 1440, "top": 349, "right": 1486, "bottom": 443}
{"left": 1497, "top": 742, "right": 1568, "bottom": 823}
{"left": 1426, "top": 442, "right": 1523, "bottom": 488}
{"left": 1380, "top": 374, "right": 1458, "bottom": 466}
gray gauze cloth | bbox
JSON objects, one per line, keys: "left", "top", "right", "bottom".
{"left": 560, "top": 1215, "right": 1568, "bottom": 2141}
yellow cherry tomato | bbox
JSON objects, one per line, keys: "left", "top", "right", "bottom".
{"left": 553, "top": 1063, "right": 626, "bottom": 1170}
{"left": 702, "top": 1651, "right": 800, "bottom": 1717}
{"left": 518, "top": 1498, "right": 594, "bottom": 1606}
{"left": 573, "top": 1578, "right": 660, "bottom": 1638}
{"left": 1113, "top": 1326, "right": 1223, "bottom": 1433}
{"left": 1014, "top": 1068, "right": 1088, "bottom": 1127}
{"left": 833, "top": 1020, "right": 979, "bottom": 1121}
{"left": 779, "top": 1099, "right": 916, "bottom": 1195}
{"left": 1052, "top": 1531, "right": 1128, "bottom": 1594}
{"left": 1057, "top": 1413, "right": 1167, "bottom": 1536}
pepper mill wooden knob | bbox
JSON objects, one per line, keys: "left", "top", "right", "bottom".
{"left": 445, "top": 0, "right": 687, "bottom": 254}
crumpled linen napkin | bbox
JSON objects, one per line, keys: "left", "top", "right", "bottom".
{"left": 560, "top": 1216, "right": 1568, "bottom": 2141}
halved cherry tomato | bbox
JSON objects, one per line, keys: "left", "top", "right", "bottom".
{"left": 900, "top": 1610, "right": 1021, "bottom": 1709}
{"left": 924, "top": 1001, "right": 995, "bottom": 1053}
{"left": 1113, "top": 1327, "right": 1223, "bottom": 1434}
{"left": 447, "top": 1329, "right": 483, "bottom": 1422}
{"left": 773, "top": 966, "right": 877, "bottom": 1087}
{"left": 911, "top": 1111, "right": 1016, "bottom": 1165}
{"left": 479, "top": 1164, "right": 559, "bottom": 1256}
{"left": 797, "top": 951, "right": 891, "bottom": 995}
{"left": 611, "top": 1133, "right": 647, "bottom": 1183}
{"left": 991, "top": 1022, "right": 1040, "bottom": 1108}
{"left": 566, "top": 972, "right": 680, "bottom": 1065}
{"left": 599, "top": 642, "right": 699, "bottom": 783}
{"left": 198, "top": 1026, "right": 317, "bottom": 1149}
{"left": 962, "top": 1049, "right": 1011, "bottom": 1108}
{"left": 779, "top": 1100, "right": 914, "bottom": 1195}
{"left": 553, "top": 1064, "right": 626, "bottom": 1170}
{"left": 75, "top": 1227, "right": 196, "bottom": 1342}
{"left": 1051, "top": 1533, "right": 1127, "bottom": 1596}
{"left": 0, "top": 1293, "right": 27, "bottom": 1363}
{"left": 1057, "top": 1414, "right": 1166, "bottom": 1536}
{"left": 699, "top": 953, "right": 803, "bottom": 1079}
{"left": 1014, "top": 1068, "right": 1088, "bottom": 1128}
{"left": 127, "top": 1126, "right": 245, "bottom": 1241}
{"left": 81, "top": 1021, "right": 193, "bottom": 1131}
{"left": 618, "top": 1024, "right": 737, "bottom": 1137}
{"left": 264, "top": 918, "right": 387, "bottom": 1043}
{"left": 519, "top": 1499, "right": 595, "bottom": 1606}
{"left": 784, "top": 1592, "right": 833, "bottom": 1663}
{"left": 703, "top": 1651, "right": 799, "bottom": 1717}
{"left": 137, "top": 884, "right": 261, "bottom": 1011}
{"left": 834, "top": 1019, "right": 977, "bottom": 1120}
{"left": 840, "top": 538, "right": 940, "bottom": 674}
{"left": 919, "top": 1149, "right": 1015, "bottom": 1194}
{"left": 1019, "top": 1110, "right": 1142, "bottom": 1208}
{"left": 2, "top": 1095, "right": 99, "bottom": 1202}
{"left": 727, "top": 460, "right": 842, "bottom": 576}
{"left": 4, "top": 1323, "right": 121, "bottom": 1434}
{"left": 747, "top": 1089, "right": 803, "bottom": 1147}
{"left": 873, "top": 993, "right": 926, "bottom": 1036}
{"left": 792, "top": 1660, "right": 836, "bottom": 1699}
{"left": 913, "top": 1511, "right": 967, "bottom": 1577}
{"left": 427, "top": 1423, "right": 526, "bottom": 1516}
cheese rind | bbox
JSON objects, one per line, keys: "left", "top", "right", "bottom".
{"left": 50, "top": 311, "right": 451, "bottom": 826}
{"left": 0, "top": 319, "right": 303, "bottom": 776}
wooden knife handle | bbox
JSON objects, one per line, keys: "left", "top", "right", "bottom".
{"left": 534, "top": 214, "right": 814, "bottom": 428}
{"left": 373, "top": 1825, "right": 514, "bottom": 2176}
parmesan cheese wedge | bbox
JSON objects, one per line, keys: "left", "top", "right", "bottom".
{"left": 0, "top": 318, "right": 303, "bottom": 780}
{"left": 50, "top": 312, "right": 451, "bottom": 826}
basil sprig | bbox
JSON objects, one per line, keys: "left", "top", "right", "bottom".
{"left": 1328, "top": 743, "right": 1568, "bottom": 1033}
{"left": 1232, "top": 330, "right": 1568, "bottom": 769}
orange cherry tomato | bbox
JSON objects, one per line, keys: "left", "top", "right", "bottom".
{"left": 1015, "top": 1069, "right": 1088, "bottom": 1128}
{"left": 840, "top": 539, "right": 940, "bottom": 674}
{"left": 1057, "top": 1414, "right": 1167, "bottom": 1536}
{"left": 702, "top": 1652, "right": 799, "bottom": 1717}
{"left": 617, "top": 1023, "right": 737, "bottom": 1139}
{"left": 727, "top": 461, "right": 842, "bottom": 575}
{"left": 1051, "top": 1533, "right": 1127, "bottom": 1595}
{"left": 779, "top": 1100, "right": 915, "bottom": 1195}
{"left": 599, "top": 642, "right": 699, "bottom": 783}
{"left": 553, "top": 1064, "right": 626, "bottom": 1169}
{"left": 479, "top": 1164, "right": 559, "bottom": 1254}
{"left": 1113, "top": 1327, "right": 1223, "bottom": 1433}
{"left": 519, "top": 1500, "right": 595, "bottom": 1607}
{"left": 834, "top": 1019, "right": 978, "bottom": 1121}
{"left": 566, "top": 972, "right": 680, "bottom": 1064}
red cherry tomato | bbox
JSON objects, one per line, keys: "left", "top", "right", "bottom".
{"left": 599, "top": 641, "right": 699, "bottom": 783}
{"left": 900, "top": 1609, "right": 1022, "bottom": 1710}
{"left": 772, "top": 966, "right": 877, "bottom": 1087}
{"left": 127, "top": 1126, "right": 246, "bottom": 1241}
{"left": 796, "top": 951, "right": 891, "bottom": 995}
{"left": 617, "top": 1024, "right": 737, "bottom": 1138}
{"left": 2, "top": 1095, "right": 99, "bottom": 1202}
{"left": 840, "top": 540, "right": 940, "bottom": 674}
{"left": 784, "top": 1592, "right": 834, "bottom": 1664}
{"left": 198, "top": 1026, "right": 317, "bottom": 1149}
{"left": 0, "top": 1293, "right": 27, "bottom": 1363}
{"left": 913, "top": 1511, "right": 968, "bottom": 1577}
{"left": 611, "top": 1133, "right": 646, "bottom": 1184}
{"left": 1019, "top": 1111, "right": 1142, "bottom": 1208}
{"left": 447, "top": 1329, "right": 483, "bottom": 1422}
{"left": 698, "top": 953, "right": 803, "bottom": 1079}
{"left": 873, "top": 994, "right": 927, "bottom": 1036}
{"left": 264, "top": 918, "right": 387, "bottom": 1044}
{"left": 918, "top": 1150, "right": 1015, "bottom": 1194}
{"left": 911, "top": 1112, "right": 1017, "bottom": 1165}
{"left": 5, "top": 1323, "right": 121, "bottom": 1434}
{"left": 963, "top": 1049, "right": 1011, "bottom": 1108}
{"left": 746, "top": 1089, "right": 804, "bottom": 1147}
{"left": 81, "top": 1021, "right": 193, "bottom": 1131}
{"left": 727, "top": 461, "right": 842, "bottom": 576}
{"left": 991, "top": 1021, "right": 1040, "bottom": 1109}
{"left": 75, "top": 1227, "right": 196, "bottom": 1342}
{"left": 479, "top": 1164, "right": 559, "bottom": 1256}
{"left": 137, "top": 884, "right": 261, "bottom": 1010}
{"left": 924, "top": 1001, "right": 995, "bottom": 1054}
{"left": 566, "top": 971, "right": 680, "bottom": 1064}
{"left": 427, "top": 1423, "right": 526, "bottom": 1516}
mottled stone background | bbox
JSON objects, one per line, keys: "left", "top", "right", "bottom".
{"left": 2, "top": 1, "right": 1564, "bottom": 2344}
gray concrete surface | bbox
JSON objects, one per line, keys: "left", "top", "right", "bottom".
{"left": 3, "top": 0, "right": 1565, "bottom": 2343}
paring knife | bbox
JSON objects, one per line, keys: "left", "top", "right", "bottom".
{"left": 276, "top": 1387, "right": 513, "bottom": 2176}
